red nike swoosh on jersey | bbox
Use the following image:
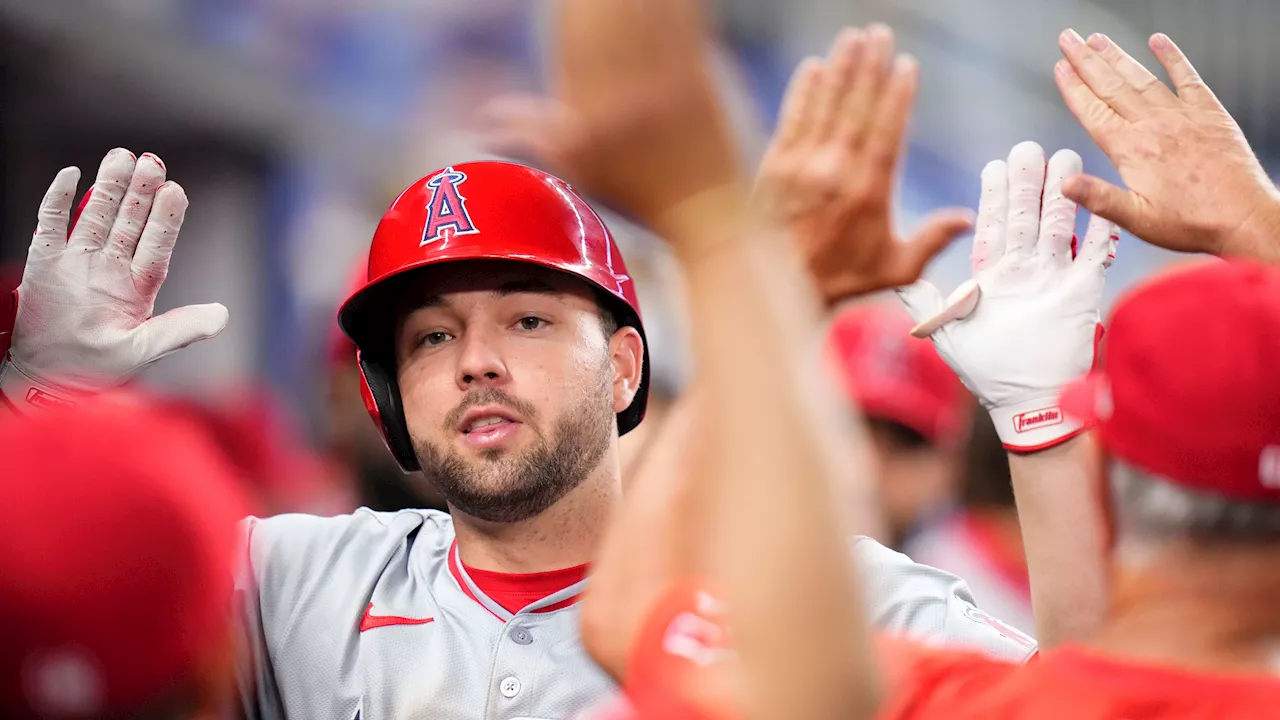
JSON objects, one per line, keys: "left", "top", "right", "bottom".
{"left": 359, "top": 602, "right": 435, "bottom": 632}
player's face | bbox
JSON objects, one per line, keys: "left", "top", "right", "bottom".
{"left": 393, "top": 261, "right": 634, "bottom": 523}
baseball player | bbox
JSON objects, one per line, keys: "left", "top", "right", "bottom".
{"left": 0, "top": 10, "right": 1032, "bottom": 720}
{"left": 1, "top": 396, "right": 250, "bottom": 719}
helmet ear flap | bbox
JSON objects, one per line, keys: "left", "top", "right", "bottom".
{"left": 356, "top": 349, "right": 420, "bottom": 473}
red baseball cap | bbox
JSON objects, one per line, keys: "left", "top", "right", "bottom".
{"left": 328, "top": 256, "right": 367, "bottom": 368}
{"left": 1060, "top": 260, "right": 1280, "bottom": 502}
{"left": 0, "top": 395, "right": 250, "bottom": 718}
{"left": 827, "top": 302, "right": 968, "bottom": 446}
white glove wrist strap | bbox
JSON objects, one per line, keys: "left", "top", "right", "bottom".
{"left": 989, "top": 396, "right": 1084, "bottom": 452}
{"left": 0, "top": 355, "right": 82, "bottom": 413}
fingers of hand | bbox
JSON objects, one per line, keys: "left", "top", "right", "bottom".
{"left": 68, "top": 149, "right": 137, "bottom": 251}
{"left": 132, "top": 182, "right": 189, "bottom": 299}
{"left": 811, "top": 28, "right": 864, "bottom": 141}
{"left": 1058, "top": 29, "right": 1147, "bottom": 120}
{"left": 1076, "top": 213, "right": 1120, "bottom": 270}
{"left": 1054, "top": 60, "right": 1124, "bottom": 150}
{"left": 1061, "top": 173, "right": 1142, "bottom": 237}
{"left": 1003, "top": 141, "right": 1047, "bottom": 257}
{"left": 555, "top": 0, "right": 702, "bottom": 109}
{"left": 906, "top": 279, "right": 980, "bottom": 339}
{"left": 105, "top": 154, "right": 167, "bottom": 261}
{"left": 971, "top": 159, "right": 1010, "bottom": 273}
{"left": 1037, "top": 149, "right": 1083, "bottom": 265}
{"left": 866, "top": 55, "right": 919, "bottom": 172}
{"left": 1148, "top": 33, "right": 1219, "bottom": 108}
{"left": 835, "top": 23, "right": 895, "bottom": 147}
{"left": 895, "top": 279, "right": 945, "bottom": 326}
{"left": 32, "top": 167, "right": 81, "bottom": 252}
{"left": 1087, "top": 33, "right": 1175, "bottom": 107}
{"left": 136, "top": 302, "right": 230, "bottom": 363}
{"left": 774, "top": 57, "right": 827, "bottom": 149}
{"left": 478, "top": 95, "right": 581, "bottom": 171}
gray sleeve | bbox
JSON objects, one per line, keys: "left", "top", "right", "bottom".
{"left": 234, "top": 517, "right": 286, "bottom": 720}
{"left": 852, "top": 536, "right": 1038, "bottom": 663}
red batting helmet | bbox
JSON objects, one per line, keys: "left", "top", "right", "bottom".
{"left": 338, "top": 161, "right": 648, "bottom": 472}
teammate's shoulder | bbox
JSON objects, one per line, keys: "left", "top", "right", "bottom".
{"left": 850, "top": 535, "right": 970, "bottom": 599}
{"left": 243, "top": 507, "right": 454, "bottom": 561}
{"left": 850, "top": 535, "right": 1038, "bottom": 663}
{"left": 245, "top": 505, "right": 449, "bottom": 532}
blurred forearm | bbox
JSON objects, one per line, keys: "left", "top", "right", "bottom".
{"left": 581, "top": 391, "right": 706, "bottom": 680}
{"left": 672, "top": 203, "right": 878, "bottom": 720}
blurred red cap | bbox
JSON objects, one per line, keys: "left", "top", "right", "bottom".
{"left": 160, "top": 388, "right": 356, "bottom": 516}
{"left": 827, "top": 302, "right": 968, "bottom": 446}
{"left": 328, "top": 256, "right": 366, "bottom": 368}
{"left": 1061, "top": 260, "right": 1280, "bottom": 502}
{"left": 0, "top": 395, "right": 250, "bottom": 718}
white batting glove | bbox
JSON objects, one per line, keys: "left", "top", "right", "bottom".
{"left": 896, "top": 141, "right": 1117, "bottom": 451}
{"left": 0, "top": 149, "right": 229, "bottom": 411}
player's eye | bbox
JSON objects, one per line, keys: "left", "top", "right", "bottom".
{"left": 516, "top": 316, "right": 547, "bottom": 332}
{"left": 420, "top": 331, "right": 453, "bottom": 347}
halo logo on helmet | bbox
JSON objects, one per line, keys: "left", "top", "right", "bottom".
{"left": 421, "top": 167, "right": 478, "bottom": 246}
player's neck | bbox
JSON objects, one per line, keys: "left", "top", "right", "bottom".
{"left": 1091, "top": 542, "right": 1280, "bottom": 673}
{"left": 451, "top": 460, "right": 622, "bottom": 574}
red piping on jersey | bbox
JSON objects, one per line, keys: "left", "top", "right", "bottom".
{"left": 359, "top": 602, "right": 435, "bottom": 632}
{"left": 447, "top": 540, "right": 588, "bottom": 617}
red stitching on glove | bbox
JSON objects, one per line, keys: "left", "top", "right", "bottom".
{"left": 1002, "top": 426, "right": 1089, "bottom": 454}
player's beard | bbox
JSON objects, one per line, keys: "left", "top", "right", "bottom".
{"left": 411, "top": 363, "right": 615, "bottom": 524}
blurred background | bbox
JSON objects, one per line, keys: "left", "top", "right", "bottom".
{"left": 2, "top": 0, "right": 1277, "bottom": 514}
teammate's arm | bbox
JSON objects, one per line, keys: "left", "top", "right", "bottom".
{"left": 554, "top": 2, "right": 878, "bottom": 716}
{"left": 1054, "top": 31, "right": 1280, "bottom": 264}
{"left": 1004, "top": 435, "right": 1108, "bottom": 647}
{"left": 581, "top": 390, "right": 706, "bottom": 681}
{"left": 898, "top": 142, "right": 1118, "bottom": 649}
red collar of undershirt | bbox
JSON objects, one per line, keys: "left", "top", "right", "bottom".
{"left": 447, "top": 540, "right": 589, "bottom": 616}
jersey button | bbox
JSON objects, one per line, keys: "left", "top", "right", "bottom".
{"left": 510, "top": 627, "right": 533, "bottom": 645}
{"left": 500, "top": 676, "right": 521, "bottom": 698}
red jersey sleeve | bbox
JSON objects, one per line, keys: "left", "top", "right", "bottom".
{"left": 874, "top": 635, "right": 1022, "bottom": 719}
{"left": 623, "top": 577, "right": 738, "bottom": 720}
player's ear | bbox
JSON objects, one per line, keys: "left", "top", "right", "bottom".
{"left": 609, "top": 325, "right": 644, "bottom": 415}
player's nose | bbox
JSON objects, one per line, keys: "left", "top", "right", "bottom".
{"left": 455, "top": 325, "right": 509, "bottom": 391}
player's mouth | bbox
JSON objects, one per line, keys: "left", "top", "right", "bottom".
{"left": 458, "top": 407, "right": 522, "bottom": 450}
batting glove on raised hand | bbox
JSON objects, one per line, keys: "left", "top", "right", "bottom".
{"left": 896, "top": 141, "right": 1117, "bottom": 451}
{"left": 0, "top": 149, "right": 229, "bottom": 411}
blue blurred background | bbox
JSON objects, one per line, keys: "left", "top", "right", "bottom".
{"left": 2, "top": 0, "right": 1277, "bottom": 444}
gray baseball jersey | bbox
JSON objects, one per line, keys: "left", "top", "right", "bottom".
{"left": 903, "top": 514, "right": 1037, "bottom": 637}
{"left": 235, "top": 509, "right": 1036, "bottom": 720}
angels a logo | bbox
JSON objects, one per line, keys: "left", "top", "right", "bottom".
{"left": 421, "top": 167, "right": 478, "bottom": 246}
